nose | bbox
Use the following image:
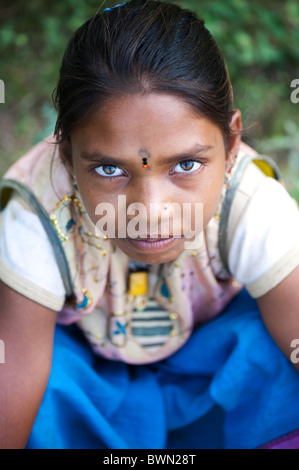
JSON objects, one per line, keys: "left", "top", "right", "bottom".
{"left": 127, "top": 178, "right": 170, "bottom": 215}
{"left": 126, "top": 180, "right": 180, "bottom": 236}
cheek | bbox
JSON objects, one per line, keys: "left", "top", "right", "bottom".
{"left": 86, "top": 199, "right": 120, "bottom": 238}
{"left": 76, "top": 183, "right": 114, "bottom": 227}
{"left": 199, "top": 172, "right": 225, "bottom": 226}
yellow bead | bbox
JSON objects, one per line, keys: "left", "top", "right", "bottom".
{"left": 128, "top": 272, "right": 148, "bottom": 296}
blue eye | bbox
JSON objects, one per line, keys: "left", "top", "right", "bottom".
{"left": 94, "top": 165, "right": 124, "bottom": 177}
{"left": 173, "top": 160, "right": 203, "bottom": 173}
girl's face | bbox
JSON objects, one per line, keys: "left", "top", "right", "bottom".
{"left": 64, "top": 93, "right": 241, "bottom": 264}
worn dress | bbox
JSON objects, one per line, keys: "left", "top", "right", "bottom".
{"left": 1, "top": 138, "right": 299, "bottom": 449}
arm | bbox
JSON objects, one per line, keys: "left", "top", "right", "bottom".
{"left": 0, "top": 280, "right": 57, "bottom": 448}
{"left": 257, "top": 265, "right": 299, "bottom": 372}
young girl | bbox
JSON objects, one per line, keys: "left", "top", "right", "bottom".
{"left": 1, "top": 0, "right": 299, "bottom": 450}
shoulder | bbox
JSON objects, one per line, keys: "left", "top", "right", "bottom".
{"left": 224, "top": 155, "right": 299, "bottom": 298}
{"left": 0, "top": 193, "right": 66, "bottom": 311}
{"left": 218, "top": 145, "right": 284, "bottom": 266}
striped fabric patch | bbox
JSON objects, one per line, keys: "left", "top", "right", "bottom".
{"left": 131, "top": 299, "right": 174, "bottom": 352}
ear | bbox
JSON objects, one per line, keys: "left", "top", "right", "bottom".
{"left": 225, "top": 109, "right": 242, "bottom": 171}
{"left": 59, "top": 138, "right": 74, "bottom": 175}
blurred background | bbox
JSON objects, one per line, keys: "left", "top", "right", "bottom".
{"left": 0, "top": 0, "right": 298, "bottom": 198}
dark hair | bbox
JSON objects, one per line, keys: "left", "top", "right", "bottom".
{"left": 53, "top": 0, "right": 235, "bottom": 151}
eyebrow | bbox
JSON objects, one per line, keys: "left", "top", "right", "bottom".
{"left": 79, "top": 144, "right": 214, "bottom": 166}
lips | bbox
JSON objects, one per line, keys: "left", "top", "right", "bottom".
{"left": 135, "top": 239, "right": 162, "bottom": 242}
{"left": 130, "top": 238, "right": 170, "bottom": 241}
{"left": 128, "top": 235, "right": 180, "bottom": 241}
{"left": 125, "top": 235, "right": 181, "bottom": 253}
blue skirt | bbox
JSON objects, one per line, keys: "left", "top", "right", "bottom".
{"left": 26, "top": 290, "right": 299, "bottom": 449}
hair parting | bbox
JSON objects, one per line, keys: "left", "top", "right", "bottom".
{"left": 53, "top": 0, "right": 236, "bottom": 151}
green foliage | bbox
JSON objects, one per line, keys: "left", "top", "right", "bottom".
{"left": 0, "top": 0, "right": 298, "bottom": 196}
{"left": 178, "top": 0, "right": 298, "bottom": 135}
{"left": 258, "top": 120, "right": 299, "bottom": 200}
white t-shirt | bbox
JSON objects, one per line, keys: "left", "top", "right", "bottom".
{"left": 0, "top": 177, "right": 299, "bottom": 311}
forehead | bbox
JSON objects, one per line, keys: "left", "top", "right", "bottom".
{"left": 71, "top": 93, "right": 223, "bottom": 155}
